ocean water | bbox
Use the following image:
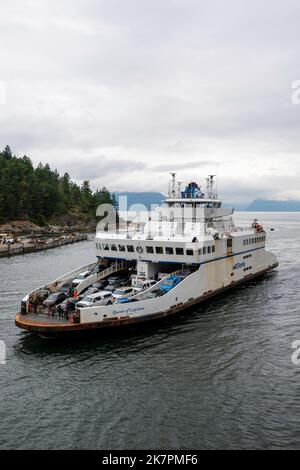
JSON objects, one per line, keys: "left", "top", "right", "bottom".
{"left": 0, "top": 212, "right": 299, "bottom": 450}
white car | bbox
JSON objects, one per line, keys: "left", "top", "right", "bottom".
{"left": 72, "top": 271, "right": 91, "bottom": 287}
{"left": 76, "top": 291, "right": 113, "bottom": 308}
{"left": 113, "top": 287, "right": 135, "bottom": 299}
{"left": 133, "top": 280, "right": 157, "bottom": 293}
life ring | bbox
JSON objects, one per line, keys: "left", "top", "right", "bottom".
{"left": 136, "top": 246, "right": 144, "bottom": 254}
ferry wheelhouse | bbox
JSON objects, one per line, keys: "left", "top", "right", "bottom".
{"left": 16, "top": 175, "right": 278, "bottom": 334}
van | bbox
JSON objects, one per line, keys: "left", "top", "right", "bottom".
{"left": 72, "top": 271, "right": 91, "bottom": 287}
{"left": 76, "top": 291, "right": 113, "bottom": 308}
{"left": 133, "top": 279, "right": 157, "bottom": 293}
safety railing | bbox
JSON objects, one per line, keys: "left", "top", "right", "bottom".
{"left": 75, "top": 260, "right": 129, "bottom": 295}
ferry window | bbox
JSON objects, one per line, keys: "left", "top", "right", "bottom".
{"left": 176, "top": 247, "right": 184, "bottom": 255}
{"left": 110, "top": 244, "right": 117, "bottom": 251}
{"left": 212, "top": 246, "right": 215, "bottom": 253}
{"left": 198, "top": 248, "right": 202, "bottom": 255}
{"left": 207, "top": 246, "right": 211, "bottom": 254}
{"left": 118, "top": 245, "right": 125, "bottom": 252}
{"left": 127, "top": 245, "right": 134, "bottom": 252}
{"left": 155, "top": 246, "right": 163, "bottom": 254}
{"left": 166, "top": 247, "right": 174, "bottom": 255}
{"left": 103, "top": 244, "right": 109, "bottom": 250}
{"left": 146, "top": 246, "right": 154, "bottom": 254}
{"left": 186, "top": 249, "right": 194, "bottom": 256}
{"left": 203, "top": 247, "right": 207, "bottom": 255}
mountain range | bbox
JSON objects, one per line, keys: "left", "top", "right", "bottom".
{"left": 115, "top": 192, "right": 300, "bottom": 212}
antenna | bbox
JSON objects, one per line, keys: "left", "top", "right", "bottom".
{"left": 169, "top": 172, "right": 176, "bottom": 198}
{"left": 177, "top": 181, "right": 183, "bottom": 198}
{"left": 207, "top": 175, "right": 217, "bottom": 199}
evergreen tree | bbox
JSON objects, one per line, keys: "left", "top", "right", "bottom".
{"left": 0, "top": 147, "right": 118, "bottom": 225}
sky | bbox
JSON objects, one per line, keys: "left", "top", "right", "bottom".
{"left": 0, "top": 0, "right": 300, "bottom": 203}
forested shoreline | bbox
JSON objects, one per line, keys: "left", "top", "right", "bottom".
{"left": 0, "top": 146, "right": 117, "bottom": 226}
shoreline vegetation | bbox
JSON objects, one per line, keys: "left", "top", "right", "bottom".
{"left": 0, "top": 145, "right": 118, "bottom": 232}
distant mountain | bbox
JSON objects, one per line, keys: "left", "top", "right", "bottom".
{"left": 115, "top": 193, "right": 300, "bottom": 212}
{"left": 223, "top": 202, "right": 248, "bottom": 211}
{"left": 114, "top": 192, "right": 165, "bottom": 209}
{"left": 247, "top": 199, "right": 300, "bottom": 212}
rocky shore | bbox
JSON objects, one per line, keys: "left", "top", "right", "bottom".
{"left": 0, "top": 219, "right": 96, "bottom": 235}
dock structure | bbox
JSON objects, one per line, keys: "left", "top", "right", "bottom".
{"left": 0, "top": 233, "right": 88, "bottom": 258}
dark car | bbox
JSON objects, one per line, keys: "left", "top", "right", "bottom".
{"left": 92, "top": 280, "right": 108, "bottom": 290}
{"left": 58, "top": 282, "right": 72, "bottom": 296}
{"left": 43, "top": 292, "right": 66, "bottom": 308}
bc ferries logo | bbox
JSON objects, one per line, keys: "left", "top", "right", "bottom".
{"left": 233, "top": 262, "right": 246, "bottom": 270}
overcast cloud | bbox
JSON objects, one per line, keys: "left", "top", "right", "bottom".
{"left": 0, "top": 0, "right": 300, "bottom": 203}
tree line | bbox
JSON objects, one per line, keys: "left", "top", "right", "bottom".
{"left": 0, "top": 145, "right": 117, "bottom": 225}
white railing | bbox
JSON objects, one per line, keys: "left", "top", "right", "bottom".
{"left": 22, "top": 261, "right": 98, "bottom": 309}
{"left": 75, "top": 260, "right": 129, "bottom": 295}
{"left": 51, "top": 261, "right": 98, "bottom": 289}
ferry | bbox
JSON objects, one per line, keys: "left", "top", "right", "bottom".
{"left": 15, "top": 174, "right": 278, "bottom": 335}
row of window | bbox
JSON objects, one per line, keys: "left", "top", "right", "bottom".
{"left": 243, "top": 254, "right": 252, "bottom": 259}
{"left": 244, "top": 266, "right": 252, "bottom": 272}
{"left": 96, "top": 243, "right": 216, "bottom": 257}
{"left": 243, "top": 236, "right": 265, "bottom": 246}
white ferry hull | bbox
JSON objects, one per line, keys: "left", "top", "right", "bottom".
{"left": 15, "top": 250, "right": 278, "bottom": 335}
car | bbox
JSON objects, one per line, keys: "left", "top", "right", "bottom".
{"left": 103, "top": 285, "right": 116, "bottom": 293}
{"left": 71, "top": 271, "right": 91, "bottom": 287}
{"left": 160, "top": 276, "right": 182, "bottom": 293}
{"left": 58, "top": 282, "right": 73, "bottom": 296}
{"left": 133, "top": 279, "right": 157, "bottom": 293}
{"left": 107, "top": 276, "right": 121, "bottom": 286}
{"left": 113, "top": 287, "right": 135, "bottom": 299}
{"left": 76, "top": 291, "right": 114, "bottom": 308}
{"left": 92, "top": 280, "right": 108, "bottom": 290}
{"left": 142, "top": 289, "right": 165, "bottom": 299}
{"left": 43, "top": 292, "right": 66, "bottom": 307}
{"left": 83, "top": 287, "right": 99, "bottom": 296}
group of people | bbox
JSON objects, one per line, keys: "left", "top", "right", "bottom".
{"left": 48, "top": 299, "right": 76, "bottom": 320}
